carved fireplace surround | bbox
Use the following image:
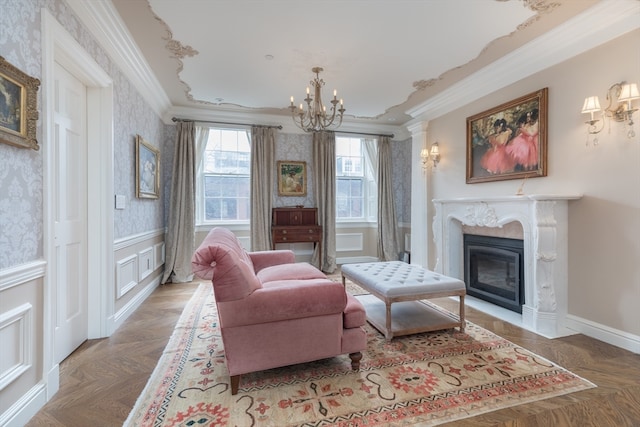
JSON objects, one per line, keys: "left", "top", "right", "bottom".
{"left": 433, "top": 195, "right": 581, "bottom": 338}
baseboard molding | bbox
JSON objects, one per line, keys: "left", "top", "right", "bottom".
{"left": 0, "top": 382, "right": 47, "bottom": 427}
{"left": 565, "top": 314, "right": 640, "bottom": 354}
{"left": 112, "top": 273, "right": 161, "bottom": 331}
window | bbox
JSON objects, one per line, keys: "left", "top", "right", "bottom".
{"left": 199, "top": 128, "right": 251, "bottom": 223}
{"left": 336, "top": 136, "right": 377, "bottom": 221}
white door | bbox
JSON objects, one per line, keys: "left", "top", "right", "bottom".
{"left": 53, "top": 62, "right": 88, "bottom": 363}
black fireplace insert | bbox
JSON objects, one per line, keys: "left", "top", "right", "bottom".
{"left": 463, "top": 234, "right": 524, "bottom": 313}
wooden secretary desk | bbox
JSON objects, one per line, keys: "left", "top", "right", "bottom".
{"left": 271, "top": 207, "right": 322, "bottom": 266}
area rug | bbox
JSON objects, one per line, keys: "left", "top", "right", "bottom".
{"left": 124, "top": 283, "right": 595, "bottom": 427}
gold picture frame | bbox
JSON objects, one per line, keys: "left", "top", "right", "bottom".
{"left": 277, "top": 160, "right": 307, "bottom": 196}
{"left": 136, "top": 135, "right": 160, "bottom": 199}
{"left": 0, "top": 56, "right": 40, "bottom": 150}
{"left": 466, "top": 88, "right": 548, "bottom": 184}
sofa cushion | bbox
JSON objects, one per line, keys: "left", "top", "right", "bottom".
{"left": 191, "top": 228, "right": 260, "bottom": 301}
{"left": 343, "top": 294, "right": 366, "bottom": 329}
{"left": 256, "top": 262, "right": 327, "bottom": 284}
{"left": 216, "top": 279, "right": 347, "bottom": 327}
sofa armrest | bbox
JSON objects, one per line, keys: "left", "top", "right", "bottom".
{"left": 248, "top": 250, "right": 295, "bottom": 272}
{"left": 216, "top": 279, "right": 347, "bottom": 327}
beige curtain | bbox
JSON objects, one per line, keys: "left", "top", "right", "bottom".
{"left": 250, "top": 126, "right": 276, "bottom": 251}
{"left": 311, "top": 131, "right": 337, "bottom": 273}
{"left": 377, "top": 136, "right": 400, "bottom": 261}
{"left": 162, "top": 121, "right": 198, "bottom": 283}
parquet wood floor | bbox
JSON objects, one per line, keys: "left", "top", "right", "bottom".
{"left": 26, "top": 278, "right": 640, "bottom": 427}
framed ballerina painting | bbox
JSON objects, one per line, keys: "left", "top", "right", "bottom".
{"left": 466, "top": 88, "right": 548, "bottom": 184}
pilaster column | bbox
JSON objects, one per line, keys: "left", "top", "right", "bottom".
{"left": 408, "top": 121, "right": 429, "bottom": 268}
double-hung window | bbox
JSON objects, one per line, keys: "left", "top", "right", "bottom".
{"left": 336, "top": 136, "right": 377, "bottom": 222}
{"left": 198, "top": 128, "right": 251, "bottom": 223}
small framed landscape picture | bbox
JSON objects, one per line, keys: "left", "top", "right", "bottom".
{"left": 277, "top": 160, "right": 307, "bottom": 197}
{"left": 136, "top": 135, "right": 160, "bottom": 199}
{"left": 466, "top": 88, "right": 548, "bottom": 184}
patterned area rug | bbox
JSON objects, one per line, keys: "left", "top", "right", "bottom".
{"left": 125, "top": 283, "right": 595, "bottom": 427}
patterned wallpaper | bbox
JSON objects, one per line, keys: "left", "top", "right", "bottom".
{"left": 392, "top": 137, "right": 412, "bottom": 224}
{"left": 0, "top": 0, "right": 165, "bottom": 269}
{"left": 274, "top": 132, "right": 316, "bottom": 208}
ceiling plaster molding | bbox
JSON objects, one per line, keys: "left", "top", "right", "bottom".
{"left": 405, "top": 0, "right": 640, "bottom": 126}
{"left": 65, "top": 0, "right": 172, "bottom": 119}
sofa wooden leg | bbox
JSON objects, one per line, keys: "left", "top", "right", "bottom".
{"left": 230, "top": 375, "right": 240, "bottom": 395}
{"left": 349, "top": 352, "right": 362, "bottom": 370}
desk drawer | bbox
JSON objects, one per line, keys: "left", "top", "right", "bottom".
{"left": 272, "top": 227, "right": 321, "bottom": 243}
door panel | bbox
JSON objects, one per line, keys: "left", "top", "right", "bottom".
{"left": 53, "top": 62, "right": 88, "bottom": 363}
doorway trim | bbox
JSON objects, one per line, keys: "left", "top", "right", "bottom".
{"left": 41, "top": 9, "right": 114, "bottom": 394}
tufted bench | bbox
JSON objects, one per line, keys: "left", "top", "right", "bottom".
{"left": 341, "top": 261, "right": 465, "bottom": 339}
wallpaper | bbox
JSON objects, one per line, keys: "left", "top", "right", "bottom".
{"left": 0, "top": 0, "right": 165, "bottom": 269}
{"left": 392, "top": 137, "right": 412, "bottom": 224}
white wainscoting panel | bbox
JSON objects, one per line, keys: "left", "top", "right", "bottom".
{"left": 116, "top": 254, "right": 138, "bottom": 298}
{"left": 153, "top": 242, "right": 165, "bottom": 269}
{"left": 336, "top": 233, "right": 363, "bottom": 252}
{"left": 0, "top": 303, "right": 32, "bottom": 391}
{"left": 138, "top": 248, "right": 153, "bottom": 281}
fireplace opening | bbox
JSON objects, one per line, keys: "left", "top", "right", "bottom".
{"left": 464, "top": 234, "right": 524, "bottom": 313}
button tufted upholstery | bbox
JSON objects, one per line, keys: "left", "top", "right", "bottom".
{"left": 341, "top": 261, "right": 465, "bottom": 298}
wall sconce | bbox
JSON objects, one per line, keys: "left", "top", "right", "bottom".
{"left": 430, "top": 142, "right": 440, "bottom": 167}
{"left": 581, "top": 81, "right": 639, "bottom": 145}
{"left": 420, "top": 142, "right": 440, "bottom": 171}
{"left": 420, "top": 147, "right": 429, "bottom": 171}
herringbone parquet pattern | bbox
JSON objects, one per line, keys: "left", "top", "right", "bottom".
{"left": 26, "top": 276, "right": 640, "bottom": 426}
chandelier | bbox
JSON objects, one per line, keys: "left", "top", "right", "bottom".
{"left": 289, "top": 67, "right": 345, "bottom": 132}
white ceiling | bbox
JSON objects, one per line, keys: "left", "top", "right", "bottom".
{"left": 104, "top": 0, "right": 627, "bottom": 131}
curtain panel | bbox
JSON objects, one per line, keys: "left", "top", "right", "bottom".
{"left": 312, "top": 131, "right": 337, "bottom": 273}
{"left": 250, "top": 126, "right": 276, "bottom": 251}
{"left": 377, "top": 136, "right": 400, "bottom": 261}
{"left": 162, "top": 121, "right": 199, "bottom": 283}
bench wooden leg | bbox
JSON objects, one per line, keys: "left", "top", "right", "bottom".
{"left": 385, "top": 302, "right": 393, "bottom": 340}
{"left": 459, "top": 294, "right": 466, "bottom": 333}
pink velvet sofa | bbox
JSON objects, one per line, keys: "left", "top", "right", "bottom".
{"left": 192, "top": 227, "right": 367, "bottom": 394}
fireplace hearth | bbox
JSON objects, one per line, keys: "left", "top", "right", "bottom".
{"left": 464, "top": 234, "right": 524, "bottom": 313}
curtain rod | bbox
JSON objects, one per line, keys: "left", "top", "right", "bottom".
{"left": 172, "top": 117, "right": 393, "bottom": 138}
{"left": 336, "top": 130, "right": 395, "bottom": 138}
{"left": 171, "top": 117, "right": 282, "bottom": 129}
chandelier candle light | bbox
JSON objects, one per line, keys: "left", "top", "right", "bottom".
{"left": 290, "top": 67, "right": 345, "bottom": 132}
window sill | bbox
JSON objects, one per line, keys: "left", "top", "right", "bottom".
{"left": 196, "top": 223, "right": 250, "bottom": 232}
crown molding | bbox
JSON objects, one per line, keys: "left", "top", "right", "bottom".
{"left": 405, "top": 0, "right": 640, "bottom": 124}
{"left": 65, "top": 0, "right": 172, "bottom": 118}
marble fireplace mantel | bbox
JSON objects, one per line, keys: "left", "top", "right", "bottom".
{"left": 432, "top": 194, "right": 582, "bottom": 338}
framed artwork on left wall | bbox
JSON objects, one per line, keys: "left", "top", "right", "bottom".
{"left": 136, "top": 134, "right": 160, "bottom": 199}
{"left": 0, "top": 56, "right": 41, "bottom": 150}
